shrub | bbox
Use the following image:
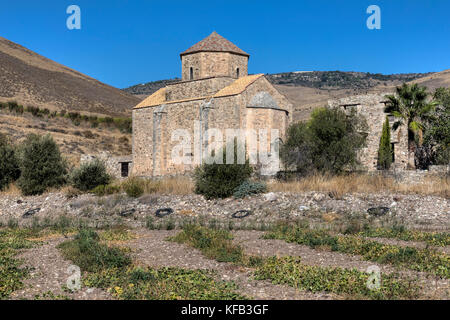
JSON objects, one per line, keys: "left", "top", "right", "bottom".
{"left": 57, "top": 228, "right": 131, "bottom": 273}
{"left": 17, "top": 134, "right": 67, "bottom": 195}
{"left": 70, "top": 159, "right": 111, "bottom": 192}
{"left": 281, "top": 107, "right": 368, "bottom": 174}
{"left": 171, "top": 225, "right": 245, "bottom": 263}
{"left": 7, "top": 101, "right": 23, "bottom": 114}
{"left": 91, "top": 185, "right": 106, "bottom": 196}
{"left": 122, "top": 177, "right": 145, "bottom": 198}
{"left": 91, "top": 184, "right": 120, "bottom": 196}
{"left": 194, "top": 144, "right": 252, "bottom": 199}
{"left": 26, "top": 106, "right": 41, "bottom": 117}
{"left": 233, "top": 180, "right": 267, "bottom": 198}
{"left": 377, "top": 116, "right": 393, "bottom": 170}
{"left": 0, "top": 134, "right": 20, "bottom": 190}
{"left": 419, "top": 87, "right": 450, "bottom": 167}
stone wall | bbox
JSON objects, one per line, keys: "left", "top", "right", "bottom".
{"left": 165, "top": 77, "right": 234, "bottom": 101}
{"left": 181, "top": 52, "right": 248, "bottom": 80}
{"left": 369, "top": 165, "right": 449, "bottom": 184}
{"left": 132, "top": 76, "right": 292, "bottom": 177}
{"left": 80, "top": 152, "right": 132, "bottom": 179}
{"left": 328, "top": 93, "right": 409, "bottom": 171}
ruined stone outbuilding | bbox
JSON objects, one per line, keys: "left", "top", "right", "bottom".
{"left": 328, "top": 94, "right": 409, "bottom": 171}
{"left": 132, "top": 32, "right": 292, "bottom": 177}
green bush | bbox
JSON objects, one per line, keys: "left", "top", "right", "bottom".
{"left": 91, "top": 184, "right": 120, "bottom": 197}
{"left": 122, "top": 177, "right": 145, "bottom": 198}
{"left": 281, "top": 107, "right": 368, "bottom": 174}
{"left": 7, "top": 101, "right": 23, "bottom": 114}
{"left": 171, "top": 225, "right": 245, "bottom": 263}
{"left": 17, "top": 134, "right": 67, "bottom": 195}
{"left": 25, "top": 106, "right": 41, "bottom": 117}
{"left": 0, "top": 135, "right": 20, "bottom": 190}
{"left": 70, "top": 159, "right": 111, "bottom": 192}
{"left": 377, "top": 116, "right": 393, "bottom": 170}
{"left": 194, "top": 144, "right": 252, "bottom": 199}
{"left": 57, "top": 228, "right": 131, "bottom": 273}
{"left": 233, "top": 180, "right": 267, "bottom": 198}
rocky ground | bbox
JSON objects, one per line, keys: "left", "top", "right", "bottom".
{"left": 1, "top": 190, "right": 448, "bottom": 300}
{"left": 8, "top": 228, "right": 449, "bottom": 300}
{"left": 0, "top": 191, "right": 448, "bottom": 230}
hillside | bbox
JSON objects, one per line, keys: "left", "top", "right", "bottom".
{"left": 123, "top": 70, "right": 438, "bottom": 121}
{"left": 0, "top": 37, "right": 137, "bottom": 161}
{"left": 0, "top": 37, "right": 139, "bottom": 117}
{"left": 0, "top": 109, "right": 131, "bottom": 165}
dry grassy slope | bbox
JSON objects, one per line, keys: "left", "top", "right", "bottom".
{"left": 0, "top": 111, "right": 131, "bottom": 165}
{"left": 0, "top": 37, "right": 139, "bottom": 117}
{"left": 278, "top": 69, "right": 450, "bottom": 122}
{"left": 411, "top": 69, "right": 450, "bottom": 91}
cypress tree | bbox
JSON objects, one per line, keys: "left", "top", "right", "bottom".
{"left": 377, "top": 116, "right": 393, "bottom": 170}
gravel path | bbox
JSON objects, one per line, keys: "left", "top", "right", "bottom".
{"left": 231, "top": 230, "right": 449, "bottom": 299}
{"left": 9, "top": 229, "right": 449, "bottom": 300}
{"left": 10, "top": 237, "right": 112, "bottom": 300}
{"left": 125, "top": 229, "right": 337, "bottom": 300}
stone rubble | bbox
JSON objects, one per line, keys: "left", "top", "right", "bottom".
{"left": 0, "top": 191, "right": 448, "bottom": 230}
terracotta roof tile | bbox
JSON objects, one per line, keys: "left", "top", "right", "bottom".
{"left": 213, "top": 74, "right": 263, "bottom": 97}
{"left": 133, "top": 74, "right": 264, "bottom": 109}
{"left": 180, "top": 32, "right": 249, "bottom": 57}
{"left": 134, "top": 87, "right": 166, "bottom": 109}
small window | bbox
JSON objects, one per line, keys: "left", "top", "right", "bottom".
{"left": 121, "top": 162, "right": 129, "bottom": 178}
{"left": 236, "top": 68, "right": 240, "bottom": 78}
{"left": 189, "top": 67, "right": 193, "bottom": 80}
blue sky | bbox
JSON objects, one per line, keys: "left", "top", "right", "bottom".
{"left": 1, "top": 1, "right": 449, "bottom": 88}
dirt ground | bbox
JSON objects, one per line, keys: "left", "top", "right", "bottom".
{"left": 8, "top": 228, "right": 449, "bottom": 300}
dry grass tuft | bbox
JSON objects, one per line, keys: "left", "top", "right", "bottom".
{"left": 117, "top": 176, "right": 194, "bottom": 196}
{"left": 268, "top": 174, "right": 449, "bottom": 198}
{"left": 0, "top": 183, "right": 21, "bottom": 196}
{"left": 154, "top": 176, "right": 194, "bottom": 195}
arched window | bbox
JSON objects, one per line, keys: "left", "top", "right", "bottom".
{"left": 190, "top": 67, "right": 194, "bottom": 80}
{"left": 236, "top": 68, "right": 240, "bottom": 78}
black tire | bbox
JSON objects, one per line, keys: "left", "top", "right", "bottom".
{"left": 232, "top": 210, "right": 251, "bottom": 219}
{"left": 23, "top": 208, "right": 40, "bottom": 218}
{"left": 367, "top": 207, "right": 390, "bottom": 216}
{"left": 119, "top": 208, "right": 136, "bottom": 217}
{"left": 155, "top": 208, "right": 174, "bottom": 218}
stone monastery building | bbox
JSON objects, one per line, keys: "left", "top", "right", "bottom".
{"left": 132, "top": 32, "right": 293, "bottom": 177}
{"left": 129, "top": 32, "right": 410, "bottom": 178}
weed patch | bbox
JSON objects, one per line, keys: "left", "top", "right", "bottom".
{"left": 83, "top": 266, "right": 246, "bottom": 300}
{"left": 57, "top": 228, "right": 132, "bottom": 273}
{"left": 265, "top": 224, "right": 450, "bottom": 278}
{"left": 254, "top": 256, "right": 419, "bottom": 300}
{"left": 170, "top": 225, "right": 246, "bottom": 264}
{"left": 358, "top": 227, "right": 450, "bottom": 247}
{"left": 0, "top": 228, "right": 40, "bottom": 299}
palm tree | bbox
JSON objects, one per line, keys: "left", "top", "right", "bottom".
{"left": 384, "top": 83, "right": 437, "bottom": 168}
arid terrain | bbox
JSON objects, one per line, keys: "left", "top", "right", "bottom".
{"left": 0, "top": 175, "right": 448, "bottom": 300}
{"left": 0, "top": 37, "right": 137, "bottom": 160}
{"left": 0, "top": 37, "right": 139, "bottom": 117}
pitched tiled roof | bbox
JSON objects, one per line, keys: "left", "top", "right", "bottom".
{"left": 134, "top": 87, "right": 166, "bottom": 109}
{"left": 214, "top": 74, "right": 263, "bottom": 97}
{"left": 133, "top": 74, "right": 264, "bottom": 109}
{"left": 180, "top": 32, "right": 249, "bottom": 57}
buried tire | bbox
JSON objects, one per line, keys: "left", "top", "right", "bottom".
{"left": 23, "top": 208, "right": 40, "bottom": 218}
{"left": 232, "top": 210, "right": 251, "bottom": 219}
{"left": 367, "top": 206, "right": 390, "bottom": 217}
{"left": 155, "top": 208, "right": 174, "bottom": 218}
